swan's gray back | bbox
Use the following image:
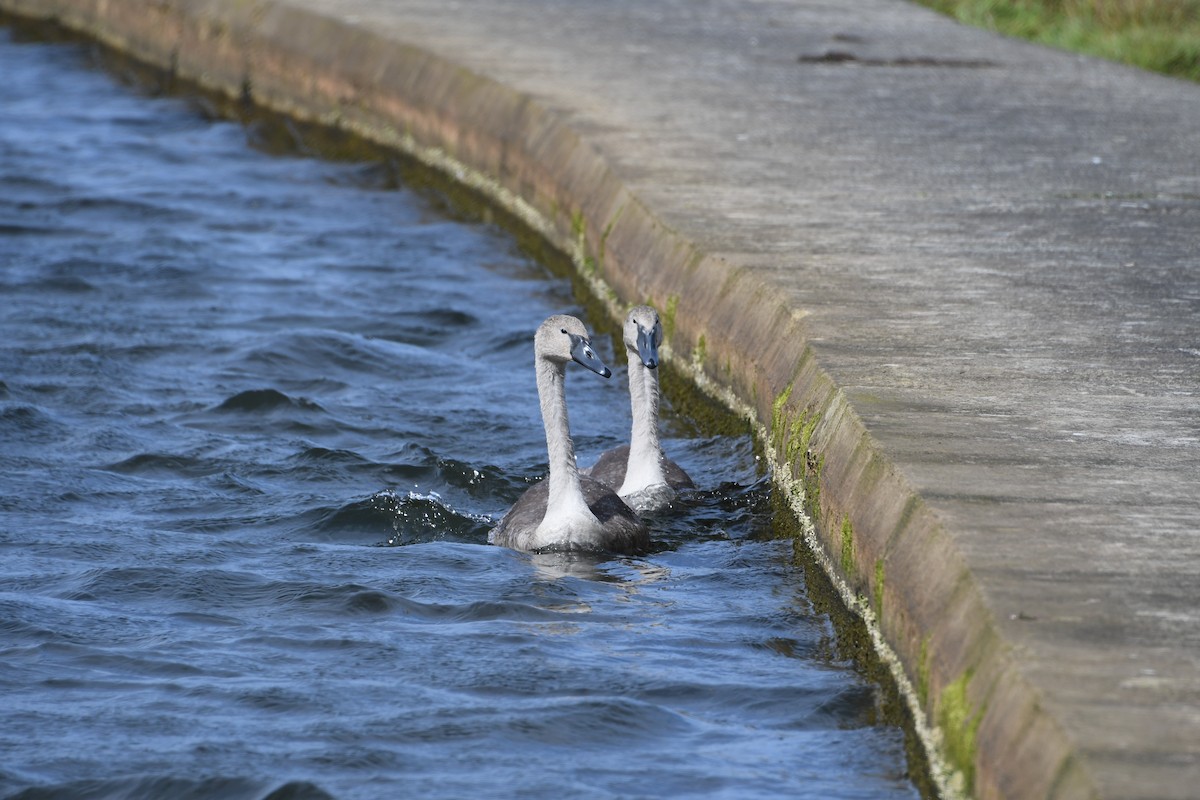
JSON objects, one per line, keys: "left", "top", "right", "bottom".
{"left": 588, "top": 445, "right": 695, "bottom": 493}
{"left": 490, "top": 475, "right": 648, "bottom": 554}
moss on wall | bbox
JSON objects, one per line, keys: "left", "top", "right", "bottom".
{"left": 873, "top": 558, "right": 885, "bottom": 616}
{"left": 840, "top": 514, "right": 855, "bottom": 577}
{"left": 939, "top": 670, "right": 984, "bottom": 795}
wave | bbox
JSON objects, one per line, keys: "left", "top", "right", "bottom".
{"left": 214, "top": 388, "right": 324, "bottom": 414}
{"left": 490, "top": 696, "right": 695, "bottom": 749}
{"left": 230, "top": 329, "right": 448, "bottom": 384}
{"left": 369, "top": 489, "right": 491, "bottom": 547}
{"left": 308, "top": 496, "right": 391, "bottom": 541}
{"left": 0, "top": 404, "right": 68, "bottom": 444}
{"left": 26, "top": 194, "right": 196, "bottom": 223}
{"left": 101, "top": 452, "right": 225, "bottom": 479}
{"left": 291, "top": 583, "right": 565, "bottom": 623}
{"left": 3, "top": 775, "right": 333, "bottom": 800}
{"left": 300, "top": 489, "right": 493, "bottom": 547}
{"left": 0, "top": 222, "right": 67, "bottom": 237}
{"left": 372, "top": 307, "right": 480, "bottom": 348}
{"left": 649, "top": 474, "right": 774, "bottom": 546}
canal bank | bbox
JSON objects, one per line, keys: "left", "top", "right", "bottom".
{"left": 6, "top": 1, "right": 1197, "bottom": 798}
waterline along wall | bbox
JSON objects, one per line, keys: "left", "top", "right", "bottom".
{"left": 2, "top": 1, "right": 1098, "bottom": 797}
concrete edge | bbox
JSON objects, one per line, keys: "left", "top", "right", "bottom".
{"left": 2, "top": 1, "right": 1099, "bottom": 797}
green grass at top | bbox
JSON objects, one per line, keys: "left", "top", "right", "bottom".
{"left": 916, "top": 0, "right": 1200, "bottom": 83}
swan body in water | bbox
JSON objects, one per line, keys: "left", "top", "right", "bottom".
{"left": 587, "top": 305, "right": 694, "bottom": 513}
{"left": 490, "top": 315, "right": 649, "bottom": 554}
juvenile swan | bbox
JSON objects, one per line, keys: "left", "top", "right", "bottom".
{"left": 587, "top": 305, "right": 694, "bottom": 513}
{"left": 490, "top": 315, "right": 649, "bottom": 554}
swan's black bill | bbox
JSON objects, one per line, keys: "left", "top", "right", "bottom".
{"left": 636, "top": 324, "right": 660, "bottom": 369}
{"left": 563, "top": 330, "right": 612, "bottom": 378}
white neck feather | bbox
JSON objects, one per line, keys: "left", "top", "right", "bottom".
{"left": 534, "top": 355, "right": 599, "bottom": 545}
{"left": 619, "top": 358, "right": 667, "bottom": 495}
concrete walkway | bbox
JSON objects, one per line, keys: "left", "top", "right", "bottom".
{"left": 8, "top": 0, "right": 1198, "bottom": 797}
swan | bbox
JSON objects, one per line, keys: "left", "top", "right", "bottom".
{"left": 490, "top": 315, "right": 649, "bottom": 554}
{"left": 586, "top": 305, "right": 694, "bottom": 513}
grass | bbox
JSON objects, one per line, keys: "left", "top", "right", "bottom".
{"left": 915, "top": 0, "right": 1200, "bottom": 83}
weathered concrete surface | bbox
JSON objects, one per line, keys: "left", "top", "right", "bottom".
{"left": 7, "top": 1, "right": 1198, "bottom": 797}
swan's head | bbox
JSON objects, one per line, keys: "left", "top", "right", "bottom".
{"left": 536, "top": 314, "right": 612, "bottom": 378}
{"left": 624, "top": 305, "right": 662, "bottom": 370}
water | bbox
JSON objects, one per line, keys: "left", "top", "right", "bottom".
{"left": 0, "top": 21, "right": 923, "bottom": 800}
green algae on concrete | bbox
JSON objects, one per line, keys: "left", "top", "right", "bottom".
{"left": 939, "top": 670, "right": 985, "bottom": 796}
{"left": 768, "top": 380, "right": 824, "bottom": 529}
{"left": 692, "top": 333, "right": 707, "bottom": 368}
{"left": 840, "top": 514, "right": 856, "bottom": 577}
{"left": 874, "top": 558, "right": 886, "bottom": 617}
{"left": 661, "top": 293, "right": 679, "bottom": 341}
{"left": 918, "top": 636, "right": 933, "bottom": 708}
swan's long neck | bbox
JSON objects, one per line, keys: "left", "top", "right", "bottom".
{"left": 536, "top": 355, "right": 595, "bottom": 530}
{"left": 620, "top": 360, "right": 667, "bottom": 494}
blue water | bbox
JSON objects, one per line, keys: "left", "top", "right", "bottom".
{"left": 0, "top": 22, "right": 923, "bottom": 799}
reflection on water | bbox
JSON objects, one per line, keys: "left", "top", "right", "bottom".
{"left": 0, "top": 16, "right": 927, "bottom": 800}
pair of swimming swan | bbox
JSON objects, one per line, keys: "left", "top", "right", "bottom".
{"left": 489, "top": 307, "right": 693, "bottom": 554}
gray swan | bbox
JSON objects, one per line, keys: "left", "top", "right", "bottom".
{"left": 490, "top": 315, "right": 649, "bottom": 554}
{"left": 586, "top": 305, "right": 693, "bottom": 513}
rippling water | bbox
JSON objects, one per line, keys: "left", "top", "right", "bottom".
{"left": 0, "top": 21, "right": 923, "bottom": 800}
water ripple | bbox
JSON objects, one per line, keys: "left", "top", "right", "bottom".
{"left": 214, "top": 388, "right": 325, "bottom": 414}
